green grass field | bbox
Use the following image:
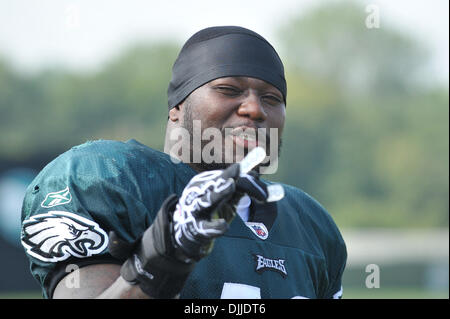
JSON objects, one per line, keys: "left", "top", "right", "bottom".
{"left": 0, "top": 288, "right": 448, "bottom": 299}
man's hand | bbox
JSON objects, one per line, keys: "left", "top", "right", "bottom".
{"left": 172, "top": 163, "right": 240, "bottom": 262}
{"left": 171, "top": 159, "right": 284, "bottom": 262}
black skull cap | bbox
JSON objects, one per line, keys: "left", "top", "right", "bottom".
{"left": 167, "top": 26, "right": 287, "bottom": 110}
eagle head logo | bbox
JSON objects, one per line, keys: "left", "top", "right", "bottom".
{"left": 21, "top": 211, "right": 108, "bottom": 262}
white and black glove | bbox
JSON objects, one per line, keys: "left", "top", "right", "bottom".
{"left": 171, "top": 163, "right": 241, "bottom": 262}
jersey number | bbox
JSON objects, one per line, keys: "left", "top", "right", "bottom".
{"left": 220, "top": 282, "right": 312, "bottom": 299}
{"left": 220, "top": 282, "right": 261, "bottom": 299}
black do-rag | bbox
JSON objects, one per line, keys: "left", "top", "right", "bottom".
{"left": 167, "top": 26, "right": 287, "bottom": 110}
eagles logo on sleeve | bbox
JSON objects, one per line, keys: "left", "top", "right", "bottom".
{"left": 21, "top": 211, "right": 108, "bottom": 262}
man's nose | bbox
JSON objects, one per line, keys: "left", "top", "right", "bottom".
{"left": 237, "top": 92, "right": 267, "bottom": 122}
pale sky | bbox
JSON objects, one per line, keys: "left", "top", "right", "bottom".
{"left": 0, "top": 0, "right": 448, "bottom": 83}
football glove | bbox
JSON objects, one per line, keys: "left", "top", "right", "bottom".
{"left": 171, "top": 162, "right": 240, "bottom": 262}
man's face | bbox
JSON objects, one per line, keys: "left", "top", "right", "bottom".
{"left": 173, "top": 76, "right": 286, "bottom": 171}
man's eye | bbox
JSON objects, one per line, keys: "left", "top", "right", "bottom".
{"left": 263, "top": 95, "right": 282, "bottom": 104}
{"left": 216, "top": 87, "right": 241, "bottom": 96}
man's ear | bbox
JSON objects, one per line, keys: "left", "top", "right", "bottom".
{"left": 168, "top": 105, "right": 181, "bottom": 122}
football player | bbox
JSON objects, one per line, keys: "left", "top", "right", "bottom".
{"left": 21, "top": 26, "right": 347, "bottom": 299}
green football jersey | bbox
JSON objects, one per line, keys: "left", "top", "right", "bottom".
{"left": 21, "top": 139, "right": 346, "bottom": 299}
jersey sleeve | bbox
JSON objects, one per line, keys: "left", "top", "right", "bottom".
{"left": 20, "top": 141, "right": 153, "bottom": 298}
{"left": 313, "top": 204, "right": 347, "bottom": 299}
{"left": 322, "top": 237, "right": 347, "bottom": 299}
{"left": 284, "top": 184, "right": 348, "bottom": 299}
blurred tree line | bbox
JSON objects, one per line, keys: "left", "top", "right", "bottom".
{"left": 0, "top": 2, "right": 448, "bottom": 228}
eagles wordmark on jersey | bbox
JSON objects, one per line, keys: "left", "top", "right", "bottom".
{"left": 21, "top": 139, "right": 347, "bottom": 299}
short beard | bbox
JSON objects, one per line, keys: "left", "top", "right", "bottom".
{"left": 182, "top": 96, "right": 283, "bottom": 173}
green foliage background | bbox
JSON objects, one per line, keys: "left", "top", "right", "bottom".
{"left": 0, "top": 2, "right": 448, "bottom": 229}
